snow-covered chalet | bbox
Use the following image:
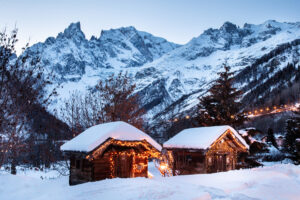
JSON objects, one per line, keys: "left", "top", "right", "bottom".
{"left": 61, "top": 121, "right": 162, "bottom": 185}
{"left": 163, "top": 125, "right": 249, "bottom": 175}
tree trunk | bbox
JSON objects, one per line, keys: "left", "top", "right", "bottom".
{"left": 11, "top": 157, "right": 17, "bottom": 175}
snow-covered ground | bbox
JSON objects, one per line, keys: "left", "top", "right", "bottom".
{"left": 0, "top": 162, "right": 300, "bottom": 200}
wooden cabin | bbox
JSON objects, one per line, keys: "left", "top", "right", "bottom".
{"left": 61, "top": 121, "right": 162, "bottom": 185}
{"left": 163, "top": 125, "right": 249, "bottom": 175}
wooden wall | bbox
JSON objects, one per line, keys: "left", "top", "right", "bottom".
{"left": 168, "top": 149, "right": 237, "bottom": 176}
{"left": 92, "top": 153, "right": 111, "bottom": 181}
{"left": 132, "top": 155, "right": 148, "bottom": 178}
{"left": 169, "top": 150, "right": 206, "bottom": 175}
{"left": 205, "top": 140, "right": 237, "bottom": 173}
{"left": 166, "top": 140, "right": 239, "bottom": 175}
{"left": 69, "top": 144, "right": 150, "bottom": 185}
{"left": 165, "top": 129, "right": 248, "bottom": 176}
{"left": 69, "top": 156, "right": 93, "bottom": 185}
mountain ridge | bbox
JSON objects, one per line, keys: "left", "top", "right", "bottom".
{"left": 22, "top": 20, "right": 300, "bottom": 133}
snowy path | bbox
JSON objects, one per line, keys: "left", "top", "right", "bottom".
{"left": 0, "top": 163, "right": 300, "bottom": 200}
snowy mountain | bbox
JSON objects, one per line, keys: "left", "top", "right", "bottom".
{"left": 23, "top": 20, "right": 300, "bottom": 128}
{"left": 25, "top": 22, "right": 179, "bottom": 79}
{"left": 136, "top": 20, "right": 300, "bottom": 124}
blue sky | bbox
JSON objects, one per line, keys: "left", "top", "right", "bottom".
{"left": 1, "top": 0, "right": 300, "bottom": 53}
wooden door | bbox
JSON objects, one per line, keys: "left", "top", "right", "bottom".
{"left": 114, "top": 154, "right": 132, "bottom": 178}
{"left": 214, "top": 154, "right": 226, "bottom": 172}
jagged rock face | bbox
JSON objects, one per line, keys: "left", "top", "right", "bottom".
{"left": 22, "top": 20, "right": 300, "bottom": 127}
{"left": 24, "top": 22, "right": 180, "bottom": 81}
{"left": 137, "top": 78, "right": 173, "bottom": 116}
{"left": 135, "top": 20, "right": 300, "bottom": 110}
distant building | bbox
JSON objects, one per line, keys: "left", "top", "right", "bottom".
{"left": 61, "top": 121, "right": 161, "bottom": 185}
{"left": 163, "top": 126, "right": 249, "bottom": 175}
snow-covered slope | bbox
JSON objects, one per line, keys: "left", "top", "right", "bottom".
{"left": 23, "top": 20, "right": 300, "bottom": 128}
{"left": 1, "top": 163, "right": 300, "bottom": 200}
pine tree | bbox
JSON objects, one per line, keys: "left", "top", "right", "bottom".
{"left": 197, "top": 64, "right": 246, "bottom": 127}
{"left": 267, "top": 128, "right": 278, "bottom": 148}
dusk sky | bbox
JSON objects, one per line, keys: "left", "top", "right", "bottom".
{"left": 1, "top": 0, "right": 300, "bottom": 53}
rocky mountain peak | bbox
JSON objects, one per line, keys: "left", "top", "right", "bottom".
{"left": 59, "top": 22, "right": 86, "bottom": 40}
{"left": 220, "top": 21, "right": 239, "bottom": 34}
{"left": 263, "top": 19, "right": 279, "bottom": 27}
{"left": 99, "top": 26, "right": 138, "bottom": 42}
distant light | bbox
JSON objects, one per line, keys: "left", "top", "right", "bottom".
{"left": 185, "top": 115, "right": 190, "bottom": 119}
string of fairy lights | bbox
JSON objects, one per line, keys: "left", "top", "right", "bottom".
{"left": 209, "top": 129, "right": 248, "bottom": 152}
{"left": 245, "top": 104, "right": 299, "bottom": 117}
{"left": 78, "top": 104, "right": 298, "bottom": 178}
{"left": 157, "top": 129, "right": 248, "bottom": 176}
{"left": 206, "top": 130, "right": 248, "bottom": 170}
{"left": 169, "top": 103, "right": 300, "bottom": 123}
{"left": 86, "top": 139, "right": 161, "bottom": 178}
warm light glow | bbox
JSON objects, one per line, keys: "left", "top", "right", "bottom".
{"left": 84, "top": 138, "right": 161, "bottom": 179}
{"left": 209, "top": 129, "right": 248, "bottom": 152}
{"left": 147, "top": 171, "right": 153, "bottom": 179}
{"left": 246, "top": 103, "right": 299, "bottom": 118}
{"left": 157, "top": 162, "right": 172, "bottom": 177}
{"left": 185, "top": 115, "right": 190, "bottom": 119}
{"left": 86, "top": 139, "right": 161, "bottom": 161}
{"left": 160, "top": 164, "right": 167, "bottom": 170}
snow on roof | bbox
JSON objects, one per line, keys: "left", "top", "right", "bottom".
{"left": 163, "top": 125, "right": 249, "bottom": 150}
{"left": 238, "top": 129, "right": 248, "bottom": 137}
{"left": 61, "top": 121, "right": 162, "bottom": 152}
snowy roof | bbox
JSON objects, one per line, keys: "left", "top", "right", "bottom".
{"left": 238, "top": 129, "right": 248, "bottom": 137}
{"left": 163, "top": 125, "right": 249, "bottom": 150}
{"left": 61, "top": 121, "right": 162, "bottom": 152}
